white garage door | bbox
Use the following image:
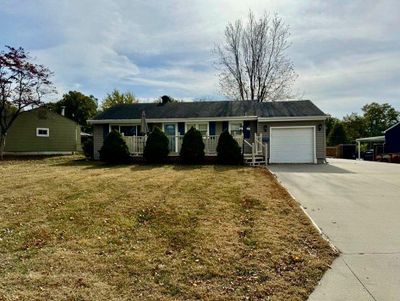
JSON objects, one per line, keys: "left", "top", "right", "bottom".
{"left": 270, "top": 127, "right": 315, "bottom": 163}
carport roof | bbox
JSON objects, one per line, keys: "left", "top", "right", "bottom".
{"left": 355, "top": 136, "right": 385, "bottom": 142}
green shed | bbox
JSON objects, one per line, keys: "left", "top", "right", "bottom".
{"left": 4, "top": 107, "right": 81, "bottom": 155}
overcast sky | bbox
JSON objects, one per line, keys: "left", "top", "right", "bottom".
{"left": 1, "top": 0, "right": 399, "bottom": 117}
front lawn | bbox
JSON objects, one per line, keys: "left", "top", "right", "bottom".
{"left": 0, "top": 156, "right": 336, "bottom": 300}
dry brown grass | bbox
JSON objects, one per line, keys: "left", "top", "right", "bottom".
{"left": 0, "top": 156, "right": 336, "bottom": 301}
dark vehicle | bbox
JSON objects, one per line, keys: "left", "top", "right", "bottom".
{"left": 364, "top": 149, "right": 374, "bottom": 161}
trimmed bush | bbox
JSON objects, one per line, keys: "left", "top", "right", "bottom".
{"left": 180, "top": 127, "right": 205, "bottom": 164}
{"left": 99, "top": 130, "right": 130, "bottom": 163}
{"left": 143, "top": 127, "right": 169, "bottom": 163}
{"left": 82, "top": 137, "right": 94, "bottom": 159}
{"left": 217, "top": 130, "right": 242, "bottom": 165}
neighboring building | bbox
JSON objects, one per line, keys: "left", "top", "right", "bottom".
{"left": 355, "top": 121, "right": 400, "bottom": 159}
{"left": 384, "top": 122, "right": 400, "bottom": 153}
{"left": 89, "top": 100, "right": 328, "bottom": 164}
{"left": 4, "top": 107, "right": 81, "bottom": 155}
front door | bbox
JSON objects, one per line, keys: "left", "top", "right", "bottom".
{"left": 164, "top": 123, "right": 177, "bottom": 152}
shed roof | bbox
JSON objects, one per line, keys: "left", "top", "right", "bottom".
{"left": 384, "top": 121, "right": 400, "bottom": 133}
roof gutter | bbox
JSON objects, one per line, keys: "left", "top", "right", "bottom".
{"left": 257, "top": 115, "right": 328, "bottom": 122}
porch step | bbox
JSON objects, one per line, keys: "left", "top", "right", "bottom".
{"left": 243, "top": 154, "right": 266, "bottom": 166}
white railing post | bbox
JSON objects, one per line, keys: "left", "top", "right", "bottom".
{"left": 252, "top": 142, "right": 255, "bottom": 166}
{"left": 264, "top": 142, "right": 268, "bottom": 166}
{"left": 254, "top": 133, "right": 257, "bottom": 154}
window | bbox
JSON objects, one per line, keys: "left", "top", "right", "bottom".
{"left": 121, "top": 126, "right": 140, "bottom": 136}
{"left": 109, "top": 125, "right": 141, "bottom": 136}
{"left": 186, "top": 123, "right": 208, "bottom": 136}
{"left": 111, "top": 125, "right": 119, "bottom": 132}
{"left": 230, "top": 122, "right": 243, "bottom": 136}
{"left": 36, "top": 128, "right": 49, "bottom": 137}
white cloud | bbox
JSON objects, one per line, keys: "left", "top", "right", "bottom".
{"left": 1, "top": 0, "right": 399, "bottom": 116}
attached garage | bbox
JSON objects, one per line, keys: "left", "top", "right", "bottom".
{"left": 270, "top": 126, "right": 316, "bottom": 163}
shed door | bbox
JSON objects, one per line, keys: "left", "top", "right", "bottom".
{"left": 270, "top": 127, "right": 315, "bottom": 163}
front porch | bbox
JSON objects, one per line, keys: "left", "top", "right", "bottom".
{"left": 122, "top": 133, "right": 268, "bottom": 165}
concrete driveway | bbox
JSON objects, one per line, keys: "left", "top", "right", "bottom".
{"left": 269, "top": 159, "right": 400, "bottom": 301}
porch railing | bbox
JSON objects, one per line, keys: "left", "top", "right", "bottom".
{"left": 122, "top": 134, "right": 244, "bottom": 156}
{"left": 243, "top": 134, "right": 268, "bottom": 166}
{"left": 123, "top": 135, "right": 147, "bottom": 155}
{"left": 166, "top": 135, "right": 221, "bottom": 154}
{"left": 254, "top": 133, "right": 264, "bottom": 155}
{"left": 204, "top": 135, "right": 219, "bottom": 154}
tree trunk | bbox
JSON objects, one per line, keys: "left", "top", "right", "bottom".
{"left": 0, "top": 133, "right": 6, "bottom": 160}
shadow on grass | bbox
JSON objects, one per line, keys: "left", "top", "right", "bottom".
{"left": 212, "top": 164, "right": 244, "bottom": 172}
{"left": 51, "top": 157, "right": 246, "bottom": 172}
{"left": 3, "top": 155, "right": 65, "bottom": 161}
{"left": 172, "top": 164, "right": 205, "bottom": 171}
{"left": 52, "top": 158, "right": 134, "bottom": 170}
{"left": 130, "top": 163, "right": 206, "bottom": 171}
{"left": 130, "top": 164, "right": 169, "bottom": 171}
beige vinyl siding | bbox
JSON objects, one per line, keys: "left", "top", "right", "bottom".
{"left": 258, "top": 120, "right": 326, "bottom": 162}
{"left": 93, "top": 125, "right": 105, "bottom": 160}
{"left": 5, "top": 109, "right": 80, "bottom": 154}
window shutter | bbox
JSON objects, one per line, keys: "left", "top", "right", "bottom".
{"left": 243, "top": 121, "right": 251, "bottom": 139}
{"left": 178, "top": 122, "right": 185, "bottom": 135}
{"left": 209, "top": 122, "right": 216, "bottom": 135}
{"left": 103, "top": 124, "right": 109, "bottom": 139}
{"left": 222, "top": 121, "right": 229, "bottom": 132}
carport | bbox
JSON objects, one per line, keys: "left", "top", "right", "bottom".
{"left": 355, "top": 135, "right": 385, "bottom": 159}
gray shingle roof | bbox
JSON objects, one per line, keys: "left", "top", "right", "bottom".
{"left": 93, "top": 100, "right": 326, "bottom": 120}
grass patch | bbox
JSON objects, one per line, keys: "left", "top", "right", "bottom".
{"left": 0, "top": 156, "right": 336, "bottom": 300}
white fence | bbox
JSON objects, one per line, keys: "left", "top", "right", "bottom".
{"left": 123, "top": 134, "right": 245, "bottom": 155}
{"left": 123, "top": 135, "right": 147, "bottom": 155}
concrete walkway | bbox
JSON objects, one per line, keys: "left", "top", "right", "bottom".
{"left": 269, "top": 159, "right": 400, "bottom": 301}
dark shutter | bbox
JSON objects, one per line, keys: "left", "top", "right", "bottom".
{"left": 178, "top": 122, "right": 185, "bottom": 135}
{"left": 222, "top": 121, "right": 229, "bottom": 132}
{"left": 209, "top": 122, "right": 216, "bottom": 135}
{"left": 243, "top": 121, "right": 251, "bottom": 139}
{"left": 103, "top": 124, "right": 109, "bottom": 139}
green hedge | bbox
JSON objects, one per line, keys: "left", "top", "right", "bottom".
{"left": 216, "top": 130, "right": 242, "bottom": 165}
{"left": 143, "top": 127, "right": 169, "bottom": 163}
{"left": 180, "top": 127, "right": 205, "bottom": 164}
{"left": 99, "top": 130, "right": 130, "bottom": 163}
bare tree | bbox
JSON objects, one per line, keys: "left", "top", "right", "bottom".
{"left": 0, "top": 46, "right": 55, "bottom": 159}
{"left": 215, "top": 11, "right": 297, "bottom": 101}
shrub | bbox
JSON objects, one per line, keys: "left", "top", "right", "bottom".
{"left": 180, "top": 127, "right": 205, "bottom": 164}
{"left": 143, "top": 127, "right": 169, "bottom": 163}
{"left": 216, "top": 130, "right": 242, "bottom": 165}
{"left": 82, "top": 137, "right": 94, "bottom": 159}
{"left": 99, "top": 130, "right": 130, "bottom": 163}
